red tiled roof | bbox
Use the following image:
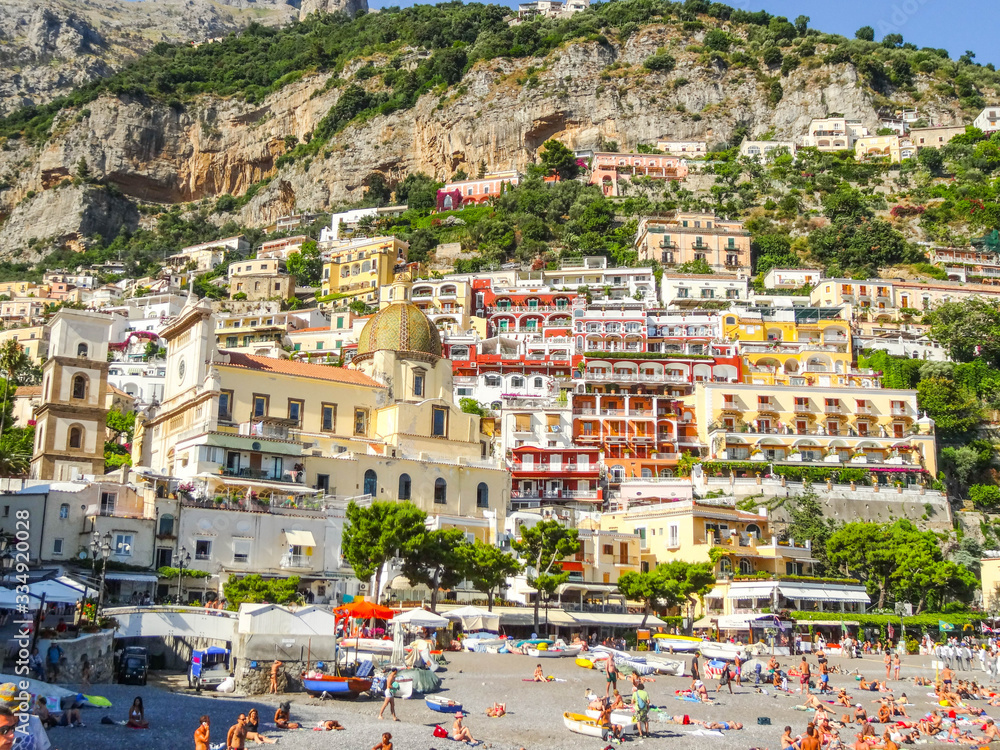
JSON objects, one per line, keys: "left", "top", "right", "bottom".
{"left": 289, "top": 326, "right": 333, "bottom": 333}
{"left": 15, "top": 386, "right": 41, "bottom": 397}
{"left": 216, "top": 352, "right": 384, "bottom": 387}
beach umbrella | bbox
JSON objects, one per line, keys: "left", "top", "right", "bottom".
{"left": 333, "top": 601, "right": 398, "bottom": 620}
{"left": 393, "top": 609, "right": 449, "bottom": 629}
{"left": 391, "top": 620, "right": 406, "bottom": 664}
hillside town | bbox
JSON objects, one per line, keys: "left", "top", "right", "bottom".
{"left": 2, "top": 102, "right": 998, "bottom": 622}
{"left": 6, "top": 0, "right": 1000, "bottom": 746}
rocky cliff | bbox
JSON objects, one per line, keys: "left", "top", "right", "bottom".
{"left": 0, "top": 23, "right": 968, "bottom": 258}
{"left": 0, "top": 0, "right": 302, "bottom": 116}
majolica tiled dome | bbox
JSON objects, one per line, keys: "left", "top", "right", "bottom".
{"left": 354, "top": 302, "right": 442, "bottom": 362}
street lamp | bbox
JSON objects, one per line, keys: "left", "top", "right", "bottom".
{"left": 90, "top": 531, "right": 112, "bottom": 621}
{"left": 176, "top": 547, "right": 191, "bottom": 606}
{"left": 0, "top": 536, "right": 14, "bottom": 583}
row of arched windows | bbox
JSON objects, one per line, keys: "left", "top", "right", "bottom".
{"left": 362, "top": 469, "right": 489, "bottom": 508}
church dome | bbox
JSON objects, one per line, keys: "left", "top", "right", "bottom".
{"left": 354, "top": 301, "right": 442, "bottom": 362}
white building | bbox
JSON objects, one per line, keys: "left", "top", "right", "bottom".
{"left": 739, "top": 140, "right": 797, "bottom": 161}
{"left": 800, "top": 118, "right": 869, "bottom": 151}
{"left": 167, "top": 236, "right": 248, "bottom": 272}
{"left": 974, "top": 106, "right": 1000, "bottom": 133}
{"left": 319, "top": 206, "right": 408, "bottom": 243}
{"left": 661, "top": 273, "right": 747, "bottom": 307}
{"left": 762, "top": 268, "right": 824, "bottom": 290}
{"left": 655, "top": 140, "right": 707, "bottom": 157}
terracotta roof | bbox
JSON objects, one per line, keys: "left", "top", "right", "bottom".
{"left": 108, "top": 384, "right": 133, "bottom": 398}
{"left": 15, "top": 386, "right": 41, "bottom": 397}
{"left": 217, "top": 352, "right": 383, "bottom": 387}
{"left": 289, "top": 326, "right": 333, "bottom": 333}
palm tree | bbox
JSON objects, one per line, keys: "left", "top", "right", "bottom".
{"left": 0, "top": 339, "right": 23, "bottom": 438}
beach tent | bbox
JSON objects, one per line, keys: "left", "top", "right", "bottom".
{"left": 392, "top": 609, "right": 449, "bottom": 629}
{"left": 333, "top": 601, "right": 397, "bottom": 621}
{"left": 444, "top": 605, "right": 500, "bottom": 632}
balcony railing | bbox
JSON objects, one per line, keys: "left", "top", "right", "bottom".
{"left": 280, "top": 554, "right": 313, "bottom": 569}
{"left": 219, "top": 468, "right": 305, "bottom": 484}
{"left": 585, "top": 372, "right": 688, "bottom": 383}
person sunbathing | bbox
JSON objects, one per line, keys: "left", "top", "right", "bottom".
{"left": 803, "top": 694, "right": 825, "bottom": 711}
{"left": 854, "top": 705, "right": 869, "bottom": 724}
{"left": 692, "top": 719, "right": 743, "bottom": 730}
{"left": 693, "top": 680, "right": 712, "bottom": 703}
{"left": 609, "top": 690, "right": 626, "bottom": 710}
{"left": 877, "top": 704, "right": 892, "bottom": 723}
{"left": 485, "top": 702, "right": 506, "bottom": 718}
{"left": 983, "top": 718, "right": 1000, "bottom": 742}
{"left": 316, "top": 720, "right": 345, "bottom": 731}
{"left": 837, "top": 690, "right": 854, "bottom": 707}
{"left": 913, "top": 676, "right": 931, "bottom": 687}
{"left": 532, "top": 664, "right": 545, "bottom": 682}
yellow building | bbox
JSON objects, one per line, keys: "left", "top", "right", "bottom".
{"left": 982, "top": 556, "right": 1000, "bottom": 612}
{"left": 0, "top": 281, "right": 38, "bottom": 297}
{"left": 721, "top": 307, "right": 854, "bottom": 381}
{"left": 405, "top": 278, "right": 477, "bottom": 338}
{"left": 0, "top": 324, "right": 48, "bottom": 364}
{"left": 694, "top": 381, "right": 938, "bottom": 477}
{"left": 134, "top": 283, "right": 507, "bottom": 535}
{"left": 600, "top": 499, "right": 869, "bottom": 615}
{"left": 635, "top": 212, "right": 752, "bottom": 273}
{"left": 320, "top": 236, "right": 408, "bottom": 303}
{"left": 855, "top": 134, "right": 915, "bottom": 163}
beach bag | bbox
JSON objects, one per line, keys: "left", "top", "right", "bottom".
{"left": 433, "top": 725, "right": 449, "bottom": 738}
{"left": 757, "top": 717, "right": 771, "bottom": 725}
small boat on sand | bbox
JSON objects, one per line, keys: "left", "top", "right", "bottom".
{"left": 302, "top": 675, "right": 372, "bottom": 696}
{"left": 564, "top": 712, "right": 606, "bottom": 738}
{"left": 585, "top": 707, "right": 638, "bottom": 727}
{"left": 528, "top": 645, "right": 582, "bottom": 658}
{"left": 426, "top": 696, "right": 462, "bottom": 713}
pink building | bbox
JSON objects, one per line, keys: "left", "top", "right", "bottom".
{"left": 436, "top": 171, "right": 520, "bottom": 211}
{"left": 589, "top": 152, "right": 689, "bottom": 196}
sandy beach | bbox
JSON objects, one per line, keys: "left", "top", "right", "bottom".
{"left": 49, "top": 649, "right": 991, "bottom": 750}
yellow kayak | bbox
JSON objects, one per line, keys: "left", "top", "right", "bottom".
{"left": 575, "top": 657, "right": 594, "bottom": 669}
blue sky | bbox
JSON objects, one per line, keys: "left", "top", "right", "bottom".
{"left": 365, "top": 0, "right": 998, "bottom": 67}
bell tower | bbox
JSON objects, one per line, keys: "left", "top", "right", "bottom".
{"left": 31, "top": 309, "right": 113, "bottom": 480}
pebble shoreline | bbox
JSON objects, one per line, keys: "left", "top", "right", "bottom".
{"left": 48, "top": 650, "right": 991, "bottom": 750}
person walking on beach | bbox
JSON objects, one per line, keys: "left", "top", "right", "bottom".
{"left": 799, "top": 656, "right": 811, "bottom": 696}
{"left": 227, "top": 714, "right": 248, "bottom": 750}
{"left": 194, "top": 715, "right": 210, "bottom": 750}
{"left": 269, "top": 660, "right": 282, "bottom": 694}
{"left": 605, "top": 658, "right": 618, "bottom": 697}
{"left": 892, "top": 653, "right": 901, "bottom": 680}
{"left": 378, "top": 669, "right": 399, "bottom": 721}
{"left": 691, "top": 654, "right": 700, "bottom": 689}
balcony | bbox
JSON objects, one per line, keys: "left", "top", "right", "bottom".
{"left": 855, "top": 405, "right": 872, "bottom": 415}
{"left": 793, "top": 402, "right": 812, "bottom": 414}
{"left": 613, "top": 555, "right": 640, "bottom": 567}
{"left": 279, "top": 554, "right": 313, "bottom": 569}
{"left": 756, "top": 401, "right": 777, "bottom": 413}
{"left": 585, "top": 371, "right": 689, "bottom": 384}
{"left": 824, "top": 404, "right": 842, "bottom": 414}
{"left": 891, "top": 406, "right": 909, "bottom": 417}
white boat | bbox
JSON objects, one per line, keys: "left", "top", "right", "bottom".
{"left": 339, "top": 638, "right": 395, "bottom": 655}
{"left": 585, "top": 708, "right": 638, "bottom": 728}
{"left": 563, "top": 712, "right": 606, "bottom": 738}
{"left": 642, "top": 654, "right": 685, "bottom": 676}
{"left": 463, "top": 637, "right": 506, "bottom": 652}
{"left": 698, "top": 643, "right": 749, "bottom": 661}
{"left": 528, "top": 645, "right": 582, "bottom": 658}
{"left": 654, "top": 636, "right": 704, "bottom": 653}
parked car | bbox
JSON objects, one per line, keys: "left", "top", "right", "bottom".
{"left": 117, "top": 646, "right": 149, "bottom": 686}
{"left": 189, "top": 646, "right": 230, "bottom": 691}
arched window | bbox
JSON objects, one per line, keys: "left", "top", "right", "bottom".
{"left": 59, "top": 503, "right": 69, "bottom": 519}
{"left": 72, "top": 374, "right": 87, "bottom": 400}
{"left": 484, "top": 375, "right": 500, "bottom": 388}
{"left": 68, "top": 425, "right": 83, "bottom": 450}
{"left": 719, "top": 557, "right": 733, "bottom": 576}
{"left": 361, "top": 261, "right": 371, "bottom": 273}
{"left": 533, "top": 377, "right": 543, "bottom": 388}
{"left": 739, "top": 558, "right": 753, "bottom": 575}
{"left": 363, "top": 469, "right": 377, "bottom": 496}
{"left": 434, "top": 478, "right": 447, "bottom": 504}
{"left": 159, "top": 514, "right": 175, "bottom": 536}
{"left": 476, "top": 482, "right": 489, "bottom": 508}
{"left": 77, "top": 343, "right": 88, "bottom": 358}
{"left": 398, "top": 474, "right": 411, "bottom": 500}
{"left": 510, "top": 376, "right": 525, "bottom": 388}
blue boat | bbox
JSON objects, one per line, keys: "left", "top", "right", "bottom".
{"left": 426, "top": 696, "right": 462, "bottom": 713}
{"left": 302, "top": 676, "right": 372, "bottom": 696}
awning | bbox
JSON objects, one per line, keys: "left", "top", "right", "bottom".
{"left": 778, "top": 584, "right": 870, "bottom": 604}
{"left": 105, "top": 572, "right": 159, "bottom": 583}
{"left": 725, "top": 584, "right": 776, "bottom": 600}
{"left": 717, "top": 613, "right": 782, "bottom": 630}
{"left": 561, "top": 562, "right": 584, "bottom": 572}
{"left": 284, "top": 530, "right": 317, "bottom": 547}
{"left": 567, "top": 612, "right": 669, "bottom": 628}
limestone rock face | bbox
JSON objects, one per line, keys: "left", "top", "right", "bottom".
{"left": 299, "top": 0, "right": 368, "bottom": 20}
{"left": 0, "top": 27, "right": 966, "bottom": 256}
{"left": 0, "top": 0, "right": 297, "bottom": 115}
